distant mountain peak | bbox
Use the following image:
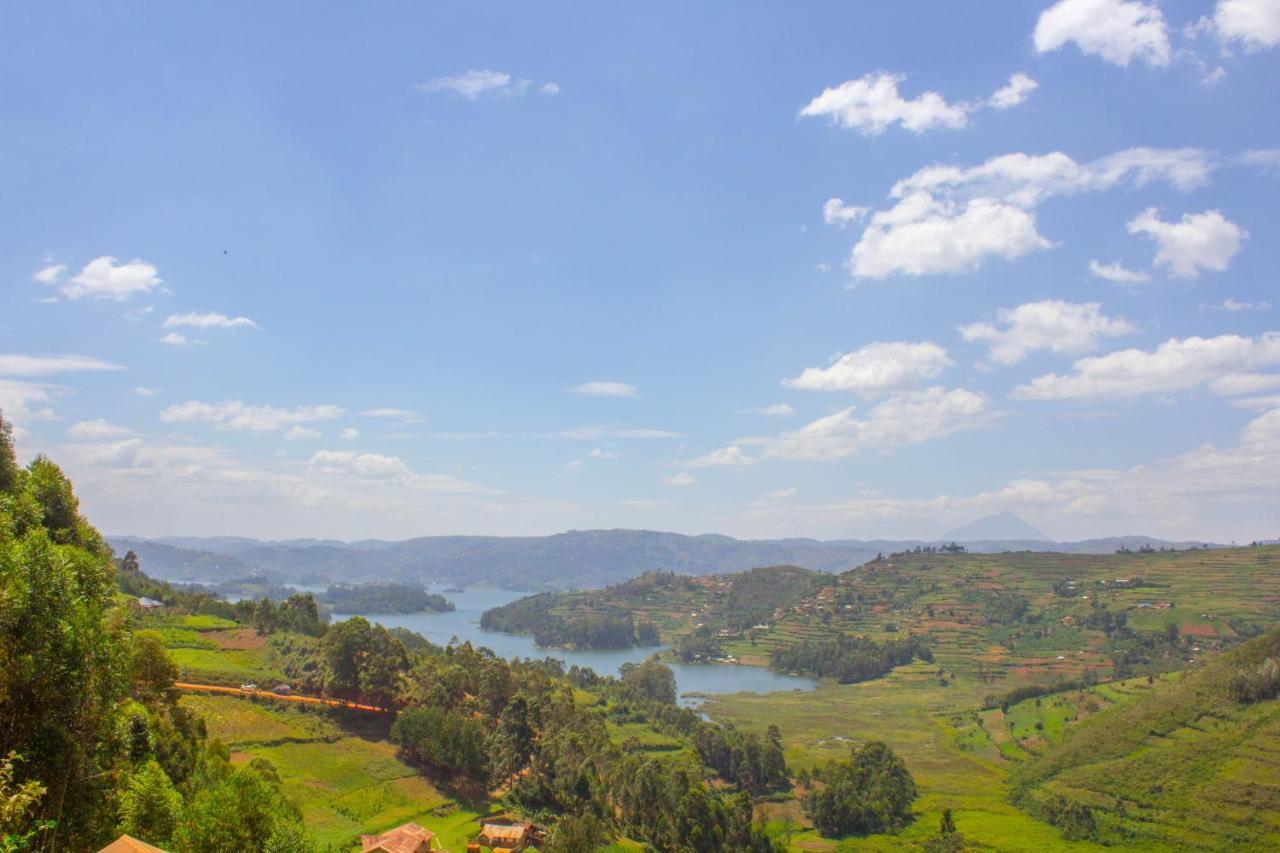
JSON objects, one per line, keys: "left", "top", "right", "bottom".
{"left": 944, "top": 512, "right": 1050, "bottom": 542}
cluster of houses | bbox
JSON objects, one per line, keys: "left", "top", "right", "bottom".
{"left": 99, "top": 820, "right": 541, "bottom": 853}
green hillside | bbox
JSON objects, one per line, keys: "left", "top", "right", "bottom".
{"left": 1013, "top": 628, "right": 1280, "bottom": 850}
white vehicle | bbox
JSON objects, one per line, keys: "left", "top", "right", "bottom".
{"left": 240, "top": 683, "right": 258, "bottom": 692}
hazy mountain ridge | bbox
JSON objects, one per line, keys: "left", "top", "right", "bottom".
{"left": 109, "top": 528, "right": 1222, "bottom": 591}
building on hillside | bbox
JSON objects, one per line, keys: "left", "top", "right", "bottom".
{"left": 98, "top": 835, "right": 169, "bottom": 853}
{"left": 477, "top": 821, "right": 534, "bottom": 850}
{"left": 360, "top": 821, "right": 439, "bottom": 852}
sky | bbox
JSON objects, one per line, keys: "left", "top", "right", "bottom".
{"left": 2, "top": 0, "right": 1279, "bottom": 543}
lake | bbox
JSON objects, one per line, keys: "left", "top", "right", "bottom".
{"left": 336, "top": 587, "right": 815, "bottom": 704}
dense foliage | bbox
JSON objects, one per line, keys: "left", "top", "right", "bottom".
{"left": 803, "top": 742, "right": 917, "bottom": 837}
{"left": 771, "top": 633, "right": 931, "bottom": 683}
{"left": 318, "top": 582, "right": 454, "bottom": 615}
{"left": 0, "top": 410, "right": 312, "bottom": 851}
{"left": 722, "top": 566, "right": 829, "bottom": 630}
{"left": 481, "top": 593, "right": 659, "bottom": 649}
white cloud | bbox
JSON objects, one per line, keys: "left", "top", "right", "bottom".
{"left": 340, "top": 427, "right": 360, "bottom": 441}
{"left": 134, "top": 386, "right": 157, "bottom": 397}
{"left": 0, "top": 354, "right": 124, "bottom": 376}
{"left": 123, "top": 305, "right": 155, "bottom": 322}
{"left": 959, "top": 300, "right": 1135, "bottom": 366}
{"left": 67, "top": 419, "right": 134, "bottom": 440}
{"left": 160, "top": 400, "right": 346, "bottom": 432}
{"left": 755, "top": 403, "right": 795, "bottom": 417}
{"left": 55, "top": 257, "right": 163, "bottom": 301}
{"left": 308, "top": 450, "right": 413, "bottom": 480}
{"left": 1237, "top": 148, "right": 1280, "bottom": 172}
{"left": 284, "top": 426, "right": 322, "bottom": 441}
{"left": 1127, "top": 208, "right": 1247, "bottom": 278}
{"left": 1013, "top": 332, "right": 1280, "bottom": 399}
{"left": 785, "top": 341, "right": 952, "bottom": 394}
{"left": 33, "top": 263, "right": 66, "bottom": 285}
{"left": 664, "top": 472, "right": 696, "bottom": 487}
{"left": 1034, "top": 0, "right": 1171, "bottom": 67}
{"left": 822, "top": 198, "right": 869, "bottom": 228}
{"left": 1213, "top": 0, "right": 1280, "bottom": 51}
{"left": 851, "top": 194, "right": 1052, "bottom": 278}
{"left": 764, "top": 387, "right": 992, "bottom": 460}
{"left": 162, "top": 311, "right": 260, "bottom": 331}
{"left": 846, "top": 147, "right": 1215, "bottom": 279}
{"left": 799, "top": 72, "right": 970, "bottom": 135}
{"left": 360, "top": 407, "right": 425, "bottom": 423}
{"left": 1089, "top": 259, "right": 1151, "bottom": 284}
{"left": 687, "top": 445, "right": 757, "bottom": 467}
{"left": 158, "top": 332, "right": 191, "bottom": 346}
{"left": 540, "top": 82, "right": 560, "bottom": 95}
{"left": 988, "top": 73, "right": 1039, "bottom": 109}
{"left": 417, "top": 70, "right": 531, "bottom": 100}
{"left": 1210, "top": 298, "right": 1272, "bottom": 312}
{"left": 0, "top": 379, "right": 58, "bottom": 423}
{"left": 587, "top": 448, "right": 616, "bottom": 460}
{"left": 568, "top": 381, "right": 638, "bottom": 398}
{"left": 815, "top": 263, "right": 832, "bottom": 275}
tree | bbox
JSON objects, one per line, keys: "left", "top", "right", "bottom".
{"left": 175, "top": 751, "right": 309, "bottom": 852}
{"left": 802, "top": 742, "right": 917, "bottom": 837}
{"left": 131, "top": 630, "right": 178, "bottom": 704}
{"left": 923, "top": 808, "right": 964, "bottom": 852}
{"left": 619, "top": 657, "right": 677, "bottom": 705}
{"left": 0, "top": 414, "right": 18, "bottom": 496}
{"left": 0, "top": 752, "right": 49, "bottom": 852}
{"left": 117, "top": 760, "right": 182, "bottom": 848}
{"left": 543, "top": 812, "right": 609, "bottom": 853}
{"left": 322, "top": 617, "right": 372, "bottom": 697}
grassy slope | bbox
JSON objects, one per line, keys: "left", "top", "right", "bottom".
{"left": 1014, "top": 628, "right": 1280, "bottom": 851}
{"left": 155, "top": 614, "right": 486, "bottom": 851}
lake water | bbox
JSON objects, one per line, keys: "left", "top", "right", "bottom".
{"left": 336, "top": 587, "right": 815, "bottom": 704}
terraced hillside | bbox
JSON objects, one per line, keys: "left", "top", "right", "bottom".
{"left": 1013, "top": 627, "right": 1280, "bottom": 850}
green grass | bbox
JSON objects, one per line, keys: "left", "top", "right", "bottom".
{"left": 183, "top": 694, "right": 486, "bottom": 851}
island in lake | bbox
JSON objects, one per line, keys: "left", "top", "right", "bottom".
{"left": 319, "top": 582, "right": 454, "bottom": 615}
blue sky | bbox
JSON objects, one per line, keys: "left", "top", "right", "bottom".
{"left": 2, "top": 0, "right": 1278, "bottom": 542}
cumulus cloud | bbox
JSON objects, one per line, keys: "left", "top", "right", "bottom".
{"left": 45, "top": 257, "right": 164, "bottom": 301}
{"left": 664, "top": 472, "right": 696, "bottom": 487}
{"left": 754, "top": 403, "right": 795, "bottom": 417}
{"left": 1127, "top": 208, "right": 1247, "bottom": 278}
{"left": 799, "top": 71, "right": 1037, "bottom": 137}
{"left": 1034, "top": 0, "right": 1171, "bottom": 67}
{"left": 309, "top": 450, "right": 412, "bottom": 479}
{"left": 959, "top": 300, "right": 1135, "bottom": 366}
{"left": 1208, "top": 297, "right": 1272, "bottom": 312}
{"left": 1013, "top": 332, "right": 1280, "bottom": 399}
{"left": 687, "top": 445, "right": 757, "bottom": 467}
{"left": 284, "top": 426, "right": 322, "bottom": 441}
{"left": 539, "top": 82, "right": 560, "bottom": 95}
{"left": 1212, "top": 0, "right": 1280, "bottom": 51}
{"left": 134, "top": 386, "right": 157, "bottom": 397}
{"left": 0, "top": 380, "right": 59, "bottom": 423}
{"left": 561, "top": 426, "right": 681, "bottom": 441}
{"left": 851, "top": 194, "right": 1052, "bottom": 278}
{"left": 67, "top": 419, "right": 134, "bottom": 440}
{"left": 568, "top": 381, "right": 638, "bottom": 398}
{"left": 417, "top": 70, "right": 532, "bottom": 99}
{"left": 160, "top": 400, "right": 346, "bottom": 432}
{"left": 763, "top": 387, "right": 992, "bottom": 460}
{"left": 847, "top": 147, "right": 1212, "bottom": 279}
{"left": 158, "top": 333, "right": 192, "bottom": 346}
{"left": 587, "top": 448, "right": 616, "bottom": 460}
{"left": 822, "top": 198, "right": 869, "bottom": 228}
{"left": 988, "top": 73, "right": 1039, "bottom": 109}
{"left": 0, "top": 354, "right": 124, "bottom": 376}
{"left": 1237, "top": 148, "right": 1280, "bottom": 172}
{"left": 162, "top": 311, "right": 260, "bottom": 331}
{"left": 785, "top": 341, "right": 952, "bottom": 394}
{"left": 1089, "top": 259, "right": 1151, "bottom": 284}
{"left": 340, "top": 427, "right": 360, "bottom": 440}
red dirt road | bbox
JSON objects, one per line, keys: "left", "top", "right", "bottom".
{"left": 174, "top": 682, "right": 388, "bottom": 713}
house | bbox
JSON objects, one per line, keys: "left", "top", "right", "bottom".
{"left": 98, "top": 835, "right": 169, "bottom": 853}
{"left": 360, "top": 821, "right": 439, "bottom": 852}
{"left": 135, "top": 597, "right": 163, "bottom": 609}
{"left": 477, "top": 822, "right": 534, "bottom": 850}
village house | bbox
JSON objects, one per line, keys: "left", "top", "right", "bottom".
{"left": 477, "top": 821, "right": 534, "bottom": 851}
{"left": 360, "top": 821, "right": 439, "bottom": 852}
{"left": 98, "top": 835, "right": 169, "bottom": 853}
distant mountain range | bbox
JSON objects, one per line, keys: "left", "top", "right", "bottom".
{"left": 109, "top": 527, "right": 1223, "bottom": 592}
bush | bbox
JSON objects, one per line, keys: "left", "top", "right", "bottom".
{"left": 802, "top": 742, "right": 917, "bottom": 837}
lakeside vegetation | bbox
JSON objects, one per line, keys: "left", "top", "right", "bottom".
{"left": 318, "top": 582, "right": 455, "bottom": 615}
